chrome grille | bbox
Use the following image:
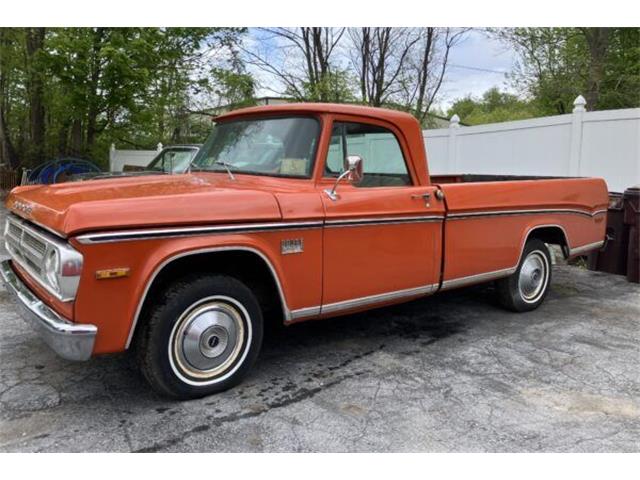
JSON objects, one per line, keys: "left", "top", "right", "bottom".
{"left": 5, "top": 216, "right": 51, "bottom": 285}
{"left": 4, "top": 214, "right": 83, "bottom": 302}
{"left": 23, "top": 231, "right": 47, "bottom": 256}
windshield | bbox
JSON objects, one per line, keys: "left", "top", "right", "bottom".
{"left": 148, "top": 147, "right": 199, "bottom": 173}
{"left": 191, "top": 116, "right": 320, "bottom": 178}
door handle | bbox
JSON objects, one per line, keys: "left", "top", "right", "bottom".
{"left": 411, "top": 192, "right": 431, "bottom": 207}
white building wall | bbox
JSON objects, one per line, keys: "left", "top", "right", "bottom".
{"left": 109, "top": 143, "right": 163, "bottom": 172}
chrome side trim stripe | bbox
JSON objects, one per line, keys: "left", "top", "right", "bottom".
{"left": 325, "top": 215, "right": 443, "bottom": 228}
{"left": 77, "top": 220, "right": 324, "bottom": 244}
{"left": 440, "top": 239, "right": 605, "bottom": 291}
{"left": 290, "top": 283, "right": 440, "bottom": 321}
{"left": 76, "top": 208, "right": 605, "bottom": 244}
{"left": 320, "top": 284, "right": 438, "bottom": 316}
{"left": 569, "top": 240, "right": 605, "bottom": 256}
{"left": 448, "top": 208, "right": 607, "bottom": 220}
{"left": 77, "top": 216, "right": 444, "bottom": 244}
{"left": 440, "top": 267, "right": 517, "bottom": 291}
{"left": 289, "top": 306, "right": 322, "bottom": 320}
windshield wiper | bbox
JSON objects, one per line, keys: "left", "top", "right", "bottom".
{"left": 214, "top": 160, "right": 237, "bottom": 181}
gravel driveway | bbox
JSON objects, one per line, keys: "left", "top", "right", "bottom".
{"left": 0, "top": 208, "right": 638, "bottom": 452}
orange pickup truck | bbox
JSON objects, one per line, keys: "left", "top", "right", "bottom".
{"left": 1, "top": 104, "right": 608, "bottom": 399}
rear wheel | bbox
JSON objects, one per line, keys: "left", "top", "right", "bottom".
{"left": 496, "top": 239, "right": 552, "bottom": 312}
{"left": 136, "top": 274, "right": 263, "bottom": 399}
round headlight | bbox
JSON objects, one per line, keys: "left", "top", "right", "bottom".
{"left": 44, "top": 249, "right": 60, "bottom": 290}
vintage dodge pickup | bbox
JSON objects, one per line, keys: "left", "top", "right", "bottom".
{"left": 1, "top": 104, "right": 608, "bottom": 399}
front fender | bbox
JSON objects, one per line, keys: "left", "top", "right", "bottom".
{"left": 71, "top": 229, "right": 322, "bottom": 355}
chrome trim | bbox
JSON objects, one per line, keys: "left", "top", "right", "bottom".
{"left": 76, "top": 220, "right": 324, "bottom": 244}
{"left": 77, "top": 216, "right": 445, "bottom": 244}
{"left": 126, "top": 246, "right": 290, "bottom": 349}
{"left": 320, "top": 284, "right": 437, "bottom": 315}
{"left": 441, "top": 267, "right": 516, "bottom": 291}
{"left": 290, "top": 306, "right": 322, "bottom": 320}
{"left": 522, "top": 223, "right": 571, "bottom": 260}
{"left": 569, "top": 240, "right": 605, "bottom": 256}
{"left": 5, "top": 214, "right": 83, "bottom": 302}
{"left": 324, "top": 155, "right": 364, "bottom": 201}
{"left": 448, "top": 208, "right": 607, "bottom": 220}
{"left": 26, "top": 216, "right": 67, "bottom": 239}
{"left": 325, "top": 215, "right": 444, "bottom": 228}
{"left": 7, "top": 208, "right": 67, "bottom": 239}
{"left": 440, "top": 223, "right": 574, "bottom": 291}
{"left": 0, "top": 260, "right": 96, "bottom": 361}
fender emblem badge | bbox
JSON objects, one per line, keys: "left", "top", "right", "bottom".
{"left": 13, "top": 200, "right": 33, "bottom": 216}
{"left": 281, "top": 238, "right": 304, "bottom": 255}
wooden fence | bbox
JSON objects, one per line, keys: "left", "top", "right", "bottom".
{"left": 0, "top": 169, "right": 21, "bottom": 193}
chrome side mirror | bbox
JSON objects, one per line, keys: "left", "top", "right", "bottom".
{"left": 324, "top": 155, "right": 364, "bottom": 201}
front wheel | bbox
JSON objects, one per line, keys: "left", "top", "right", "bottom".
{"left": 136, "top": 274, "right": 263, "bottom": 399}
{"left": 496, "top": 239, "right": 552, "bottom": 312}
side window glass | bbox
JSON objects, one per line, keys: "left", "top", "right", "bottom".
{"left": 325, "top": 121, "right": 411, "bottom": 187}
{"left": 325, "top": 123, "right": 345, "bottom": 175}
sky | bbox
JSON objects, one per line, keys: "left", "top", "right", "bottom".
{"left": 246, "top": 29, "right": 519, "bottom": 114}
{"left": 434, "top": 30, "right": 518, "bottom": 111}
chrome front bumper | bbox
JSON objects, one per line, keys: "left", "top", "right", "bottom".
{"left": 0, "top": 260, "right": 96, "bottom": 361}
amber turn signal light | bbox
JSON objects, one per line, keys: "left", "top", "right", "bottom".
{"left": 95, "top": 268, "right": 130, "bottom": 280}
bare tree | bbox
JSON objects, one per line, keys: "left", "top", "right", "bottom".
{"left": 348, "top": 28, "right": 419, "bottom": 106}
{"left": 402, "top": 28, "right": 469, "bottom": 124}
{"left": 242, "top": 28, "right": 349, "bottom": 101}
{"left": 244, "top": 27, "right": 467, "bottom": 123}
{"left": 347, "top": 27, "right": 468, "bottom": 123}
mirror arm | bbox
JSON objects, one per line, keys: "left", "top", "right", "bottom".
{"left": 324, "top": 169, "right": 351, "bottom": 201}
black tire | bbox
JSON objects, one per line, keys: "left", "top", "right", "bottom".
{"left": 496, "top": 239, "right": 552, "bottom": 312}
{"left": 136, "top": 274, "right": 263, "bottom": 399}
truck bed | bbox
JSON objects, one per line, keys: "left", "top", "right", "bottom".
{"left": 435, "top": 176, "right": 609, "bottom": 290}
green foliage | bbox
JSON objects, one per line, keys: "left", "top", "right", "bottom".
{"left": 598, "top": 28, "right": 640, "bottom": 109}
{"left": 289, "top": 70, "right": 356, "bottom": 103}
{"left": 501, "top": 27, "right": 639, "bottom": 114}
{"left": 0, "top": 27, "right": 253, "bottom": 169}
{"left": 447, "top": 88, "right": 543, "bottom": 125}
{"left": 210, "top": 68, "right": 256, "bottom": 108}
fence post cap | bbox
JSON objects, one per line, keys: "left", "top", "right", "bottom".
{"left": 157, "top": 142, "right": 163, "bottom": 151}
{"left": 110, "top": 143, "right": 116, "bottom": 151}
{"left": 573, "top": 95, "right": 587, "bottom": 112}
{"left": 449, "top": 114, "right": 461, "bottom": 128}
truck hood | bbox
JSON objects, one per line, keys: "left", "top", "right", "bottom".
{"left": 5, "top": 173, "right": 284, "bottom": 237}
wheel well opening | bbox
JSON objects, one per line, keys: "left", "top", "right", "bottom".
{"left": 527, "top": 226, "right": 570, "bottom": 258}
{"left": 134, "top": 250, "right": 286, "bottom": 346}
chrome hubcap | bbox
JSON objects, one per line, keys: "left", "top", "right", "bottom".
{"left": 518, "top": 251, "right": 548, "bottom": 303}
{"left": 172, "top": 299, "right": 246, "bottom": 380}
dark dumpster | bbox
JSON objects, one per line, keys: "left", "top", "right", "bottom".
{"left": 624, "top": 186, "right": 639, "bottom": 283}
{"left": 588, "top": 193, "right": 629, "bottom": 276}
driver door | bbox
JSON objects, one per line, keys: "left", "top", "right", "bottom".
{"left": 319, "top": 119, "right": 444, "bottom": 315}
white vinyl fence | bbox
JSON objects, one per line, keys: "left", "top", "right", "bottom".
{"left": 424, "top": 96, "right": 640, "bottom": 193}
{"left": 109, "top": 143, "right": 163, "bottom": 172}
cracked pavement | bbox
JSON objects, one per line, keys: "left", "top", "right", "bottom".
{"left": 0, "top": 211, "right": 638, "bottom": 452}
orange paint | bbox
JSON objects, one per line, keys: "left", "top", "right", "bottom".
{"left": 4, "top": 104, "right": 608, "bottom": 356}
